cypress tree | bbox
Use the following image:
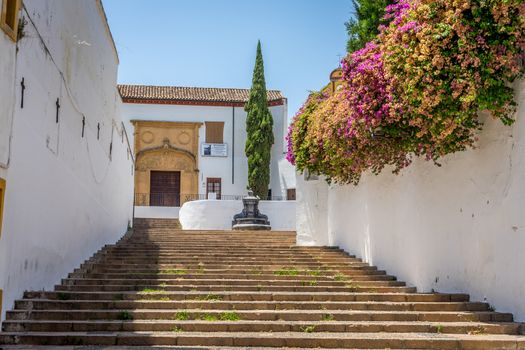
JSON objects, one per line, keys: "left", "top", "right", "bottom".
{"left": 245, "top": 41, "right": 274, "bottom": 199}
{"left": 346, "top": 0, "right": 394, "bottom": 53}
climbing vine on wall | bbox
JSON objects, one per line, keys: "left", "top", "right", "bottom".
{"left": 287, "top": 0, "right": 525, "bottom": 184}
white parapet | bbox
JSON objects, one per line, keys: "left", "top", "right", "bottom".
{"left": 179, "top": 200, "right": 296, "bottom": 231}
{"left": 135, "top": 206, "right": 180, "bottom": 219}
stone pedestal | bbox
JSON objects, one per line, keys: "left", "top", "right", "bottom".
{"left": 232, "top": 191, "right": 271, "bottom": 230}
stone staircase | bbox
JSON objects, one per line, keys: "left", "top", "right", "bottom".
{"left": 1, "top": 218, "right": 524, "bottom": 348}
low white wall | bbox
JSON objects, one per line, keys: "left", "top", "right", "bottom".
{"left": 179, "top": 200, "right": 296, "bottom": 231}
{"left": 296, "top": 80, "right": 525, "bottom": 321}
{"left": 135, "top": 206, "right": 180, "bottom": 219}
{"left": 296, "top": 174, "right": 328, "bottom": 246}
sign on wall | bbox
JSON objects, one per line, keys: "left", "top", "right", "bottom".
{"left": 201, "top": 143, "right": 228, "bottom": 157}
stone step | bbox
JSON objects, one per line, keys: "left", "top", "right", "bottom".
{"left": 100, "top": 256, "right": 362, "bottom": 262}
{"left": 60, "top": 278, "right": 405, "bottom": 288}
{"left": 1, "top": 331, "right": 524, "bottom": 348}
{"left": 105, "top": 252, "right": 358, "bottom": 259}
{"left": 80, "top": 263, "right": 379, "bottom": 271}
{"left": 3, "top": 320, "right": 521, "bottom": 335}
{"left": 82, "top": 268, "right": 387, "bottom": 276}
{"left": 126, "top": 234, "right": 295, "bottom": 238}
{"left": 108, "top": 247, "right": 349, "bottom": 253}
{"left": 68, "top": 273, "right": 396, "bottom": 281}
{"left": 53, "top": 284, "right": 417, "bottom": 293}
{"left": 97, "top": 256, "right": 369, "bottom": 267}
{"left": 109, "top": 245, "right": 347, "bottom": 252}
{"left": 13, "top": 300, "right": 488, "bottom": 312}
{"left": 5, "top": 309, "right": 513, "bottom": 322}
{"left": 121, "top": 241, "right": 297, "bottom": 245}
{"left": 23, "top": 291, "right": 470, "bottom": 302}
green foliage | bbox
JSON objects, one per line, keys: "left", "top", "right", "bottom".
{"left": 116, "top": 311, "right": 133, "bottom": 321}
{"left": 287, "top": 0, "right": 524, "bottom": 184}
{"left": 334, "top": 273, "right": 347, "bottom": 282}
{"left": 273, "top": 267, "right": 299, "bottom": 276}
{"left": 300, "top": 325, "right": 316, "bottom": 333}
{"left": 139, "top": 288, "right": 165, "bottom": 294}
{"left": 56, "top": 292, "right": 70, "bottom": 301}
{"left": 305, "top": 268, "right": 322, "bottom": 276}
{"left": 161, "top": 269, "right": 187, "bottom": 275}
{"left": 219, "top": 312, "right": 241, "bottom": 321}
{"left": 139, "top": 296, "right": 170, "bottom": 301}
{"left": 174, "top": 311, "right": 190, "bottom": 321}
{"left": 322, "top": 314, "right": 335, "bottom": 321}
{"left": 245, "top": 40, "right": 274, "bottom": 198}
{"left": 199, "top": 313, "right": 219, "bottom": 321}
{"left": 194, "top": 294, "right": 223, "bottom": 301}
{"left": 346, "top": 0, "right": 394, "bottom": 53}
{"left": 113, "top": 293, "right": 124, "bottom": 301}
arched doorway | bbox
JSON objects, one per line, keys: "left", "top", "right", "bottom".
{"left": 134, "top": 137, "right": 200, "bottom": 207}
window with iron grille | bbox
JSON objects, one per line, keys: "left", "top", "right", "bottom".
{"left": 206, "top": 178, "right": 221, "bottom": 199}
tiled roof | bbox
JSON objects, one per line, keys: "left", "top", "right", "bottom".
{"left": 118, "top": 84, "right": 285, "bottom": 104}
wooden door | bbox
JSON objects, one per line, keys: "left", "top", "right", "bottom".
{"left": 150, "top": 171, "right": 181, "bottom": 206}
{"left": 206, "top": 178, "right": 221, "bottom": 199}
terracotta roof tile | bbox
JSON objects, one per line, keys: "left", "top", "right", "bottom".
{"left": 118, "top": 84, "right": 284, "bottom": 104}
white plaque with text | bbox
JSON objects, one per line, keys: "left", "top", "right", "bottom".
{"left": 201, "top": 143, "right": 228, "bottom": 157}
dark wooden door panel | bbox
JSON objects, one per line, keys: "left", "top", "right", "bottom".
{"left": 150, "top": 171, "right": 180, "bottom": 206}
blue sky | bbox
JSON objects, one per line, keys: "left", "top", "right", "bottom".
{"left": 103, "top": 0, "right": 352, "bottom": 120}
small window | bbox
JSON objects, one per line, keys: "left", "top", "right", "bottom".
{"left": 0, "top": 178, "right": 5, "bottom": 237}
{"left": 287, "top": 189, "right": 296, "bottom": 201}
{"left": 1, "top": 0, "right": 21, "bottom": 42}
{"left": 205, "top": 122, "right": 224, "bottom": 144}
{"left": 206, "top": 178, "right": 221, "bottom": 200}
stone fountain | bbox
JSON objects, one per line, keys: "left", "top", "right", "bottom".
{"left": 232, "top": 190, "right": 271, "bottom": 230}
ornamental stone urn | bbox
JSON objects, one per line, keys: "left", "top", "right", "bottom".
{"left": 232, "top": 190, "right": 271, "bottom": 230}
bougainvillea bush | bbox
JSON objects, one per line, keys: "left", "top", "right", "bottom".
{"left": 286, "top": 0, "right": 525, "bottom": 184}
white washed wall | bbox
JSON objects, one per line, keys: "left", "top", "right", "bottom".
{"left": 0, "top": 0, "right": 16, "bottom": 174}
{"left": 179, "top": 200, "right": 296, "bottom": 231}
{"left": 121, "top": 99, "right": 291, "bottom": 198}
{"left": 135, "top": 206, "right": 180, "bottom": 219}
{"left": 0, "top": 0, "right": 134, "bottom": 321}
{"left": 296, "top": 80, "right": 525, "bottom": 321}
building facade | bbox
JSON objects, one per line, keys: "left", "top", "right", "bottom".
{"left": 119, "top": 85, "right": 296, "bottom": 208}
{"left": 0, "top": 0, "right": 134, "bottom": 321}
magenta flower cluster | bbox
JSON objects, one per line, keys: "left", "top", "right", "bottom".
{"left": 286, "top": 0, "right": 525, "bottom": 184}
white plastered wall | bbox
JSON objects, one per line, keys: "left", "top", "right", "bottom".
{"left": 0, "top": 0, "right": 134, "bottom": 321}
{"left": 179, "top": 200, "right": 296, "bottom": 231}
{"left": 296, "top": 80, "right": 525, "bottom": 321}
{"left": 0, "top": 0, "right": 16, "bottom": 172}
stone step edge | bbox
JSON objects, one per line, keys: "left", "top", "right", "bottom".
{"left": 1, "top": 331, "right": 525, "bottom": 348}
{"left": 2, "top": 320, "right": 522, "bottom": 335}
